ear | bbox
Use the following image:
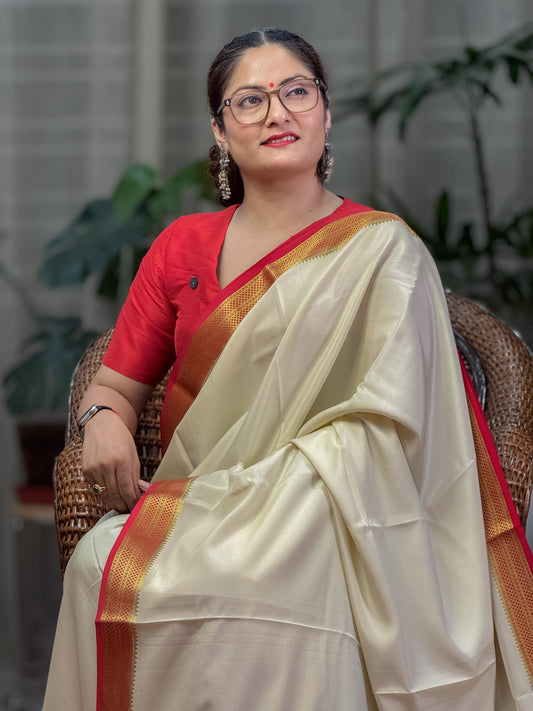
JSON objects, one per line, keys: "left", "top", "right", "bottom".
{"left": 211, "top": 118, "right": 225, "bottom": 147}
{"left": 325, "top": 107, "right": 332, "bottom": 132}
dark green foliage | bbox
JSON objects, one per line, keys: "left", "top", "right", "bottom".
{"left": 338, "top": 23, "right": 533, "bottom": 314}
{"left": 3, "top": 317, "right": 99, "bottom": 415}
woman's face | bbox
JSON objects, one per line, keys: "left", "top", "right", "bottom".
{"left": 211, "top": 44, "right": 330, "bottom": 184}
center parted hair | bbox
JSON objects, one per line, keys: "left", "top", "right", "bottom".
{"left": 206, "top": 28, "right": 330, "bottom": 206}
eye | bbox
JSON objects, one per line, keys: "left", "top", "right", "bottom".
{"left": 235, "top": 92, "right": 265, "bottom": 109}
{"left": 285, "top": 84, "right": 309, "bottom": 97}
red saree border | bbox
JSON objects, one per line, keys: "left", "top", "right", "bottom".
{"left": 95, "top": 478, "right": 194, "bottom": 710}
{"left": 461, "top": 361, "right": 533, "bottom": 684}
{"left": 161, "top": 210, "right": 403, "bottom": 451}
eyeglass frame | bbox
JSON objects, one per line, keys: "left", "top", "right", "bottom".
{"left": 216, "top": 77, "right": 324, "bottom": 125}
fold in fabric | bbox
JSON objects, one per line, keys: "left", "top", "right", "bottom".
{"left": 44, "top": 212, "right": 532, "bottom": 710}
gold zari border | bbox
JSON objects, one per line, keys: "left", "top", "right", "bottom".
{"left": 466, "top": 391, "right": 533, "bottom": 684}
{"left": 96, "top": 478, "right": 194, "bottom": 710}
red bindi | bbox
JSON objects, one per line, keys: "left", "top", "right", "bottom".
{"left": 269, "top": 82, "right": 275, "bottom": 88}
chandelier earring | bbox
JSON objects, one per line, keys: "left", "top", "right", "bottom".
{"left": 322, "top": 130, "right": 333, "bottom": 183}
{"left": 218, "top": 145, "right": 231, "bottom": 201}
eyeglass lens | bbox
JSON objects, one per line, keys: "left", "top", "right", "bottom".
{"left": 226, "top": 78, "right": 319, "bottom": 124}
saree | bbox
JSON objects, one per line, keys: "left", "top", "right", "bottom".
{"left": 44, "top": 211, "right": 532, "bottom": 710}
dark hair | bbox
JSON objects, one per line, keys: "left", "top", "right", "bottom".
{"left": 206, "top": 28, "right": 330, "bottom": 206}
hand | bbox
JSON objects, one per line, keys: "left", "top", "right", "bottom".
{"left": 81, "top": 409, "right": 143, "bottom": 513}
{"left": 138, "top": 479, "right": 151, "bottom": 493}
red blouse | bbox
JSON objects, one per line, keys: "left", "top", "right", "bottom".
{"left": 103, "top": 198, "right": 368, "bottom": 391}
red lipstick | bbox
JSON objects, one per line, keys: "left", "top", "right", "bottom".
{"left": 262, "top": 132, "right": 299, "bottom": 147}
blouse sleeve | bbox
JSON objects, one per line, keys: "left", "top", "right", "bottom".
{"left": 102, "top": 222, "right": 178, "bottom": 385}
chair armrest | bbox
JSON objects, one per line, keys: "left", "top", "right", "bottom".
{"left": 53, "top": 440, "right": 110, "bottom": 576}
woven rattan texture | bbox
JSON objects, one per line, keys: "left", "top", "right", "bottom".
{"left": 446, "top": 291, "right": 533, "bottom": 529}
{"left": 54, "top": 328, "right": 168, "bottom": 575}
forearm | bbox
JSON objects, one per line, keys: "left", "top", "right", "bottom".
{"left": 76, "top": 365, "right": 155, "bottom": 436}
{"left": 77, "top": 384, "right": 140, "bottom": 436}
{"left": 76, "top": 366, "right": 155, "bottom": 511}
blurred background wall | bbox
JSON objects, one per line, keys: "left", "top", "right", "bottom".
{"left": 0, "top": 0, "right": 532, "bottom": 706}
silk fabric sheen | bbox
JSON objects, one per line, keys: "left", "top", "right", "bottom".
{"left": 44, "top": 213, "right": 528, "bottom": 710}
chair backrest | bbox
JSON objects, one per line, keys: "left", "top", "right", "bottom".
{"left": 446, "top": 291, "right": 533, "bottom": 529}
{"left": 53, "top": 293, "right": 533, "bottom": 575}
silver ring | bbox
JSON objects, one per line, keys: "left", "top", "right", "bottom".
{"left": 92, "top": 483, "right": 106, "bottom": 495}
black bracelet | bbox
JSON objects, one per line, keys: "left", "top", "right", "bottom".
{"left": 77, "top": 404, "right": 118, "bottom": 440}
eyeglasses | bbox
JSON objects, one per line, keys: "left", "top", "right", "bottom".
{"left": 217, "top": 77, "right": 322, "bottom": 125}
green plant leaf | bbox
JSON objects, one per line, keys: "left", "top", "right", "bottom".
{"left": 3, "top": 316, "right": 99, "bottom": 415}
{"left": 397, "top": 70, "right": 436, "bottom": 138}
{"left": 38, "top": 199, "right": 154, "bottom": 287}
{"left": 338, "top": 22, "right": 533, "bottom": 137}
{"left": 464, "top": 46, "right": 479, "bottom": 61}
{"left": 455, "top": 223, "right": 479, "bottom": 275}
{"left": 146, "top": 160, "right": 214, "bottom": 221}
{"left": 111, "top": 164, "right": 158, "bottom": 220}
{"left": 497, "top": 208, "right": 533, "bottom": 256}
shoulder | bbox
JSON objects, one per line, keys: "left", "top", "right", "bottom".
{"left": 336, "top": 203, "right": 439, "bottom": 285}
{"left": 338, "top": 199, "right": 418, "bottom": 245}
{"left": 338, "top": 196, "right": 374, "bottom": 216}
{"left": 166, "top": 206, "right": 236, "bottom": 240}
{"left": 139, "top": 206, "right": 234, "bottom": 270}
{"left": 148, "top": 206, "right": 235, "bottom": 258}
{"left": 351, "top": 205, "right": 426, "bottom": 254}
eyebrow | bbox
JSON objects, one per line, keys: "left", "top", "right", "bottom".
{"left": 230, "top": 74, "right": 310, "bottom": 95}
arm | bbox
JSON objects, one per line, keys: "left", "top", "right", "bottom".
{"left": 80, "top": 222, "right": 181, "bottom": 511}
{"left": 78, "top": 365, "right": 155, "bottom": 512}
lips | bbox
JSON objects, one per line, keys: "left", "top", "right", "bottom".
{"left": 261, "top": 132, "right": 299, "bottom": 146}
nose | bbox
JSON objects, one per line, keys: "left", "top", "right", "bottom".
{"left": 265, "top": 93, "right": 290, "bottom": 124}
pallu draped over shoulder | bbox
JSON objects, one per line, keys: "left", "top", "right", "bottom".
{"left": 44, "top": 208, "right": 533, "bottom": 711}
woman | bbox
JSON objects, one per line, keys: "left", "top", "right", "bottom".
{"left": 44, "top": 28, "right": 531, "bottom": 710}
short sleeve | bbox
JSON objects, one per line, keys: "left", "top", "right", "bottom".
{"left": 103, "top": 223, "right": 178, "bottom": 385}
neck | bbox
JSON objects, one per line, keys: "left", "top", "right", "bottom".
{"left": 237, "top": 174, "right": 339, "bottom": 231}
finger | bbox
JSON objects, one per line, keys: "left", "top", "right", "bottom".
{"left": 84, "top": 458, "right": 129, "bottom": 511}
{"left": 115, "top": 459, "right": 141, "bottom": 512}
{"left": 89, "top": 474, "right": 124, "bottom": 512}
{"left": 82, "top": 462, "right": 110, "bottom": 497}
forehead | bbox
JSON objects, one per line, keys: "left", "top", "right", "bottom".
{"left": 226, "top": 44, "right": 310, "bottom": 92}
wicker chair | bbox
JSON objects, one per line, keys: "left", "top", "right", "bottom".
{"left": 53, "top": 293, "right": 533, "bottom": 576}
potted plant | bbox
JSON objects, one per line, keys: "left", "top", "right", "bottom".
{"left": 338, "top": 22, "right": 533, "bottom": 336}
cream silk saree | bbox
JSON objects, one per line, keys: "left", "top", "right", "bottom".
{"left": 44, "top": 211, "right": 533, "bottom": 710}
